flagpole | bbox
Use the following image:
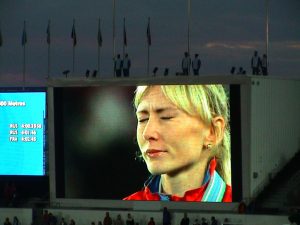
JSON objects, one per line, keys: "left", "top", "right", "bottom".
{"left": 48, "top": 40, "right": 50, "bottom": 78}
{"left": 0, "top": 21, "right": 2, "bottom": 75}
{"left": 123, "top": 17, "right": 125, "bottom": 59}
{"left": 147, "top": 17, "right": 150, "bottom": 76}
{"left": 72, "top": 19, "right": 75, "bottom": 76}
{"left": 187, "top": 0, "right": 191, "bottom": 55}
{"left": 147, "top": 43, "right": 150, "bottom": 76}
{"left": 98, "top": 43, "right": 100, "bottom": 75}
{"left": 22, "top": 20, "right": 26, "bottom": 84}
{"left": 265, "top": 0, "right": 269, "bottom": 72}
{"left": 112, "top": 0, "right": 116, "bottom": 77}
{"left": 98, "top": 18, "right": 101, "bottom": 75}
{"left": 47, "top": 20, "right": 51, "bottom": 78}
{"left": 187, "top": 0, "right": 191, "bottom": 75}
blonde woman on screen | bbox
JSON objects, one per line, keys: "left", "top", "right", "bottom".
{"left": 124, "top": 85, "right": 231, "bottom": 202}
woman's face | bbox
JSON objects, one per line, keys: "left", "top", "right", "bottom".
{"left": 136, "top": 86, "right": 211, "bottom": 176}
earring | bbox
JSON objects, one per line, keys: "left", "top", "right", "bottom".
{"left": 205, "top": 144, "right": 212, "bottom": 150}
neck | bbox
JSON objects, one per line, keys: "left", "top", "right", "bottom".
{"left": 161, "top": 159, "right": 209, "bottom": 197}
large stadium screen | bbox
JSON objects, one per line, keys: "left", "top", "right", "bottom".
{"left": 53, "top": 84, "right": 242, "bottom": 202}
{"left": 0, "top": 91, "right": 47, "bottom": 176}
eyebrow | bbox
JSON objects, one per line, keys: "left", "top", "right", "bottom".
{"left": 136, "top": 107, "right": 177, "bottom": 115}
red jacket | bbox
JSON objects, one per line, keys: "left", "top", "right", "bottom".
{"left": 124, "top": 159, "right": 232, "bottom": 202}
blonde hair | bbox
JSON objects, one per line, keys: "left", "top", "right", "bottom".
{"left": 134, "top": 85, "right": 231, "bottom": 185}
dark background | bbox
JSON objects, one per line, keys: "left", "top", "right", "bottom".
{"left": 53, "top": 85, "right": 242, "bottom": 201}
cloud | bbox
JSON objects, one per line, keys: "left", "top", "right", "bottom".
{"left": 204, "top": 41, "right": 258, "bottom": 50}
{"left": 286, "top": 42, "right": 300, "bottom": 49}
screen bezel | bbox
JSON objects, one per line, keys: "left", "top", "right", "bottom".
{"left": 47, "top": 76, "right": 246, "bottom": 210}
{"left": 0, "top": 87, "right": 49, "bottom": 200}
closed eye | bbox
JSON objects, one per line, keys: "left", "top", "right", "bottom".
{"left": 138, "top": 118, "right": 149, "bottom": 123}
{"left": 161, "top": 116, "right": 173, "bottom": 120}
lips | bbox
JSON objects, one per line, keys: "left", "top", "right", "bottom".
{"left": 145, "top": 149, "right": 167, "bottom": 158}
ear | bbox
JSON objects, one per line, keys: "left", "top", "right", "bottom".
{"left": 204, "top": 116, "right": 225, "bottom": 146}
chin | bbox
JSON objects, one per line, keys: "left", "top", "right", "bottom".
{"left": 147, "top": 165, "right": 165, "bottom": 175}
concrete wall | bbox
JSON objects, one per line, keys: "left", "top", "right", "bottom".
{"left": 249, "top": 77, "right": 300, "bottom": 197}
{"left": 0, "top": 208, "right": 32, "bottom": 225}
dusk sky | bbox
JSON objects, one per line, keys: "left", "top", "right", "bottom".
{"left": 0, "top": 0, "right": 299, "bottom": 84}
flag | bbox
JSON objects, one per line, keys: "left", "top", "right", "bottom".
{"left": 46, "top": 20, "right": 50, "bottom": 45}
{"left": 97, "top": 19, "right": 102, "bottom": 47}
{"left": 71, "top": 20, "right": 77, "bottom": 46}
{"left": 0, "top": 27, "right": 3, "bottom": 47}
{"left": 22, "top": 21, "right": 27, "bottom": 46}
{"left": 147, "top": 17, "right": 151, "bottom": 46}
{"left": 123, "top": 18, "right": 127, "bottom": 46}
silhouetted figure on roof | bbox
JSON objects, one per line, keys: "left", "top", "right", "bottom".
{"left": 261, "top": 54, "right": 268, "bottom": 76}
{"left": 153, "top": 67, "right": 158, "bottom": 76}
{"left": 251, "top": 50, "right": 261, "bottom": 75}
{"left": 237, "top": 67, "right": 244, "bottom": 75}
{"left": 230, "top": 66, "right": 236, "bottom": 75}
{"left": 63, "top": 70, "right": 70, "bottom": 78}
{"left": 182, "top": 52, "right": 191, "bottom": 75}
{"left": 92, "top": 70, "right": 97, "bottom": 78}
{"left": 164, "top": 68, "right": 169, "bottom": 76}
{"left": 114, "top": 54, "right": 122, "bottom": 77}
{"left": 123, "top": 53, "right": 131, "bottom": 77}
{"left": 192, "top": 54, "right": 201, "bottom": 75}
{"left": 85, "top": 70, "right": 90, "bottom": 78}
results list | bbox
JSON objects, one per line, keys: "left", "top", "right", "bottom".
{"left": 9, "top": 123, "right": 43, "bottom": 142}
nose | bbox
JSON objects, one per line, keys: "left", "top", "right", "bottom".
{"left": 142, "top": 117, "right": 159, "bottom": 141}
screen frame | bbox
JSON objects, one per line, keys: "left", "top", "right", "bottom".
{"left": 47, "top": 76, "right": 250, "bottom": 210}
{"left": 0, "top": 87, "right": 49, "bottom": 200}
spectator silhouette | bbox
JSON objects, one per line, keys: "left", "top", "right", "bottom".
{"left": 42, "top": 210, "right": 49, "bottom": 225}
{"left": 85, "top": 69, "right": 90, "bottom": 78}
{"left": 63, "top": 70, "right": 70, "bottom": 78}
{"left": 251, "top": 50, "right": 261, "bottom": 75}
{"left": 181, "top": 52, "right": 191, "bottom": 75}
{"left": 180, "top": 213, "right": 190, "bottom": 225}
{"left": 103, "top": 212, "right": 112, "bottom": 225}
{"left": 69, "top": 219, "right": 75, "bottom": 225}
{"left": 261, "top": 54, "right": 268, "bottom": 76}
{"left": 164, "top": 68, "right": 169, "bottom": 76}
{"left": 163, "top": 207, "right": 171, "bottom": 225}
{"left": 60, "top": 218, "right": 67, "bottom": 225}
{"left": 201, "top": 218, "right": 208, "bottom": 225}
{"left": 13, "top": 217, "right": 20, "bottom": 225}
{"left": 126, "top": 213, "right": 134, "bottom": 225}
{"left": 192, "top": 54, "right": 201, "bottom": 75}
{"left": 237, "top": 67, "right": 244, "bottom": 75}
{"left": 92, "top": 70, "right": 98, "bottom": 78}
{"left": 153, "top": 67, "right": 158, "bottom": 76}
{"left": 230, "top": 66, "right": 236, "bottom": 75}
{"left": 115, "top": 214, "right": 124, "bottom": 225}
{"left": 223, "top": 218, "right": 230, "bottom": 225}
{"left": 122, "top": 53, "right": 131, "bottom": 77}
{"left": 147, "top": 218, "right": 155, "bottom": 225}
{"left": 193, "top": 219, "right": 200, "bottom": 225}
{"left": 210, "top": 217, "right": 218, "bottom": 225}
{"left": 49, "top": 213, "right": 57, "bottom": 225}
{"left": 114, "top": 54, "right": 122, "bottom": 77}
{"left": 4, "top": 218, "right": 12, "bottom": 225}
